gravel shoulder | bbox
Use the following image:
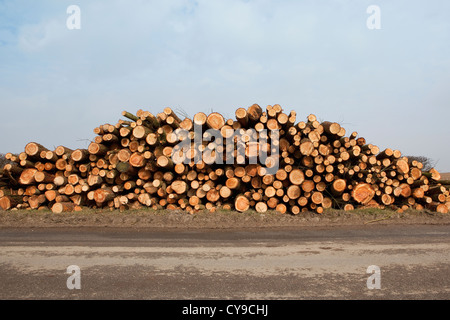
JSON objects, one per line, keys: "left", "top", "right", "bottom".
{"left": 1, "top": 207, "right": 449, "bottom": 230}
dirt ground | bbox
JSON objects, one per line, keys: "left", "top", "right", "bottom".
{"left": 0, "top": 207, "right": 449, "bottom": 229}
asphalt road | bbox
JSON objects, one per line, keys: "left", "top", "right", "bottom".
{"left": 0, "top": 224, "right": 449, "bottom": 300}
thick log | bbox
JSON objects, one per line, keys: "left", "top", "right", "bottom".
{"left": 206, "top": 112, "right": 225, "bottom": 130}
{"left": 28, "top": 194, "right": 47, "bottom": 209}
{"left": 352, "top": 183, "right": 375, "bottom": 205}
{"left": 311, "top": 192, "right": 324, "bottom": 205}
{"left": 87, "top": 175, "right": 103, "bottom": 187}
{"left": 133, "top": 125, "right": 152, "bottom": 139}
{"left": 34, "top": 171, "right": 55, "bottom": 184}
{"left": 287, "top": 185, "right": 301, "bottom": 199}
{"left": 289, "top": 169, "right": 305, "bottom": 186}
{"left": 171, "top": 180, "right": 187, "bottom": 195}
{"left": 45, "top": 190, "right": 59, "bottom": 202}
{"left": 426, "top": 202, "right": 449, "bottom": 214}
{"left": 18, "top": 168, "right": 37, "bottom": 185}
{"left": 395, "top": 159, "right": 410, "bottom": 175}
{"left": 422, "top": 169, "right": 441, "bottom": 181}
{"left": 193, "top": 112, "right": 208, "bottom": 127}
{"left": 235, "top": 194, "right": 250, "bottom": 212}
{"left": 301, "top": 180, "right": 315, "bottom": 193}
{"left": 51, "top": 202, "right": 76, "bottom": 213}
{"left": 255, "top": 202, "right": 268, "bottom": 213}
{"left": 247, "top": 104, "right": 263, "bottom": 123}
{"left": 93, "top": 188, "right": 115, "bottom": 204}
{"left": 0, "top": 195, "right": 22, "bottom": 210}
{"left": 25, "top": 142, "right": 48, "bottom": 157}
{"left": 129, "top": 152, "right": 146, "bottom": 168}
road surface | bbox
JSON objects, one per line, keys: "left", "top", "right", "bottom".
{"left": 0, "top": 224, "right": 449, "bottom": 300}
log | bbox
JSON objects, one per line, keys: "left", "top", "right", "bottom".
{"left": 45, "top": 190, "right": 59, "bottom": 202}
{"left": 28, "top": 194, "right": 47, "bottom": 209}
{"left": 321, "top": 122, "right": 341, "bottom": 135}
{"left": 255, "top": 202, "right": 268, "bottom": 213}
{"left": 133, "top": 125, "right": 152, "bottom": 139}
{"left": 219, "top": 186, "right": 232, "bottom": 198}
{"left": 235, "top": 194, "right": 250, "bottom": 212}
{"left": 129, "top": 152, "right": 146, "bottom": 168}
{"left": 25, "top": 142, "right": 48, "bottom": 157}
{"left": 329, "top": 179, "right": 345, "bottom": 195}
{"left": 155, "top": 160, "right": 174, "bottom": 176}
{"left": 171, "top": 180, "right": 187, "bottom": 195}
{"left": 71, "top": 149, "right": 89, "bottom": 162}
{"left": 289, "top": 169, "right": 305, "bottom": 186}
{"left": 206, "top": 189, "right": 220, "bottom": 203}
{"left": 247, "top": 104, "right": 263, "bottom": 123}
{"left": 18, "top": 168, "right": 37, "bottom": 185}
{"left": 193, "top": 112, "right": 208, "bottom": 127}
{"left": 311, "top": 192, "right": 324, "bottom": 205}
{"left": 206, "top": 112, "right": 225, "bottom": 130}
{"left": 226, "top": 177, "right": 241, "bottom": 190}
{"left": 395, "top": 159, "right": 410, "bottom": 175}
{"left": 3, "top": 163, "right": 24, "bottom": 176}
{"left": 426, "top": 202, "right": 449, "bottom": 214}
{"left": 352, "top": 183, "right": 375, "bottom": 205}
{"left": 287, "top": 185, "right": 301, "bottom": 199}
{"left": 301, "top": 180, "right": 315, "bottom": 193}
{"left": 235, "top": 108, "right": 248, "bottom": 126}
{"left": 93, "top": 188, "right": 115, "bottom": 204}
{"left": 51, "top": 202, "right": 76, "bottom": 213}
{"left": 87, "top": 174, "right": 103, "bottom": 187}
{"left": 0, "top": 195, "right": 21, "bottom": 210}
{"left": 422, "top": 169, "right": 441, "bottom": 181}
{"left": 34, "top": 171, "right": 55, "bottom": 184}
{"left": 54, "top": 175, "right": 68, "bottom": 187}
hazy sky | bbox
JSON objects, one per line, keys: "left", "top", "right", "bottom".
{"left": 1, "top": 0, "right": 449, "bottom": 171}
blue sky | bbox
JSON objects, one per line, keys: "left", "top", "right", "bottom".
{"left": 1, "top": 0, "right": 449, "bottom": 171}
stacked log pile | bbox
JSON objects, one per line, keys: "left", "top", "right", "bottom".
{"left": 0, "top": 104, "right": 449, "bottom": 214}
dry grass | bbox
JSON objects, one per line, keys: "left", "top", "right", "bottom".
{"left": 440, "top": 172, "right": 450, "bottom": 180}
{"left": 1, "top": 207, "right": 449, "bottom": 229}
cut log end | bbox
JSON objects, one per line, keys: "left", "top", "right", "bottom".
{"left": 352, "top": 183, "right": 375, "bottom": 205}
{"left": 235, "top": 195, "right": 250, "bottom": 212}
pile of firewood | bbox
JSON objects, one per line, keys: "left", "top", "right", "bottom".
{"left": 0, "top": 104, "right": 449, "bottom": 214}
